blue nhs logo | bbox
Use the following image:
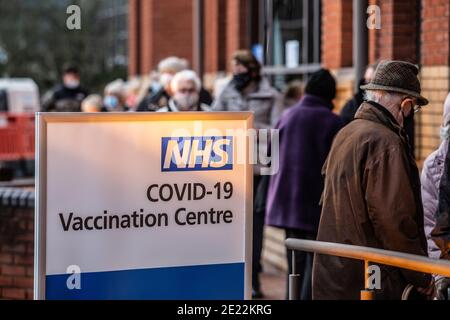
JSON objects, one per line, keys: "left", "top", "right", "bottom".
{"left": 161, "top": 137, "right": 233, "bottom": 172}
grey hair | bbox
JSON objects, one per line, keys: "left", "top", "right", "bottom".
{"left": 170, "top": 70, "right": 202, "bottom": 93}
{"left": 104, "top": 79, "right": 126, "bottom": 98}
{"left": 364, "top": 90, "right": 405, "bottom": 108}
{"left": 158, "top": 56, "right": 189, "bottom": 74}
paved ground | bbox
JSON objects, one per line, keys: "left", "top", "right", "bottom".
{"left": 256, "top": 264, "right": 286, "bottom": 300}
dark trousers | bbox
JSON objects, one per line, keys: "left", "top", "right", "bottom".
{"left": 252, "top": 175, "right": 264, "bottom": 291}
{"left": 285, "top": 229, "right": 316, "bottom": 300}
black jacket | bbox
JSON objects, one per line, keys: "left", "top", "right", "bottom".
{"left": 42, "top": 85, "right": 89, "bottom": 112}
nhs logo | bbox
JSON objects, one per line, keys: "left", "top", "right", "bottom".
{"left": 161, "top": 136, "right": 233, "bottom": 172}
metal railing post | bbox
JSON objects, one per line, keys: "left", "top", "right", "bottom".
{"left": 289, "top": 250, "right": 301, "bottom": 300}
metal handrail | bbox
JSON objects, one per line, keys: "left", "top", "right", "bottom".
{"left": 285, "top": 239, "right": 450, "bottom": 300}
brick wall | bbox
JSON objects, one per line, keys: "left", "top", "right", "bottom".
{"left": 416, "top": 0, "right": 450, "bottom": 165}
{"left": 204, "top": 0, "right": 227, "bottom": 75}
{"left": 377, "top": 0, "right": 419, "bottom": 63}
{"left": 322, "top": 0, "right": 353, "bottom": 70}
{"left": 0, "top": 206, "right": 34, "bottom": 300}
{"left": 129, "top": 0, "right": 193, "bottom": 75}
{"left": 321, "top": 0, "right": 354, "bottom": 111}
{"left": 128, "top": 0, "right": 249, "bottom": 81}
{"left": 226, "top": 0, "right": 249, "bottom": 72}
{"left": 368, "top": 0, "right": 419, "bottom": 64}
{"left": 421, "top": 0, "right": 450, "bottom": 66}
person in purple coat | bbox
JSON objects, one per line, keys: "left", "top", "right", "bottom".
{"left": 265, "top": 69, "right": 343, "bottom": 300}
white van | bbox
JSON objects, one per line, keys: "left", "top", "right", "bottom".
{"left": 0, "top": 78, "right": 40, "bottom": 113}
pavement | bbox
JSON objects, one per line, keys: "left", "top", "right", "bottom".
{"left": 256, "top": 263, "right": 286, "bottom": 300}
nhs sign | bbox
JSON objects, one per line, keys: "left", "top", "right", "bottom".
{"left": 161, "top": 136, "right": 233, "bottom": 172}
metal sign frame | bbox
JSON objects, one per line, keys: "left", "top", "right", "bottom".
{"left": 34, "top": 112, "right": 253, "bottom": 300}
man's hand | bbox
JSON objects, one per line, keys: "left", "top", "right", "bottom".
{"left": 433, "top": 278, "right": 450, "bottom": 300}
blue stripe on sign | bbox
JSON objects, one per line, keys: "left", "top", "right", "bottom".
{"left": 46, "top": 262, "right": 245, "bottom": 300}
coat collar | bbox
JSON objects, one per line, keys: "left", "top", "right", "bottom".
{"left": 167, "top": 99, "right": 211, "bottom": 112}
{"left": 355, "top": 100, "right": 416, "bottom": 162}
{"left": 299, "top": 94, "right": 334, "bottom": 110}
{"left": 355, "top": 101, "right": 403, "bottom": 135}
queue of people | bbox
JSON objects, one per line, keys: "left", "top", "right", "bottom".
{"left": 42, "top": 53, "right": 450, "bottom": 300}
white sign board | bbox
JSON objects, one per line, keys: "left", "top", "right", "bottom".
{"left": 35, "top": 112, "right": 253, "bottom": 300}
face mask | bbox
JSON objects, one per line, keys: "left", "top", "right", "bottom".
{"left": 441, "top": 125, "right": 450, "bottom": 141}
{"left": 65, "top": 80, "right": 80, "bottom": 89}
{"left": 151, "top": 81, "right": 162, "bottom": 93}
{"left": 159, "top": 73, "right": 173, "bottom": 88}
{"left": 400, "top": 98, "right": 415, "bottom": 128}
{"left": 104, "top": 95, "right": 119, "bottom": 110}
{"left": 174, "top": 92, "right": 199, "bottom": 111}
{"left": 231, "top": 72, "right": 252, "bottom": 91}
{"left": 402, "top": 110, "right": 414, "bottom": 128}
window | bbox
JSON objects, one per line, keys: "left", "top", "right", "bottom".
{"left": 255, "top": 0, "right": 322, "bottom": 89}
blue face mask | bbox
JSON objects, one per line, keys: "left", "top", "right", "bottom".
{"left": 104, "top": 95, "right": 119, "bottom": 110}
{"left": 151, "top": 81, "right": 162, "bottom": 94}
{"left": 441, "top": 125, "right": 450, "bottom": 141}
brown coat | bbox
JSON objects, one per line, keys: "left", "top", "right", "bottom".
{"left": 312, "top": 101, "right": 431, "bottom": 300}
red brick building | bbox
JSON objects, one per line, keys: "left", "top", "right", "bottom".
{"left": 128, "top": 0, "right": 450, "bottom": 168}
{"left": 127, "top": 0, "right": 450, "bottom": 270}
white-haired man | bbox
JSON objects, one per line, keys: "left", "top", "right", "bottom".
{"left": 312, "top": 60, "right": 434, "bottom": 300}
{"left": 158, "top": 70, "right": 210, "bottom": 112}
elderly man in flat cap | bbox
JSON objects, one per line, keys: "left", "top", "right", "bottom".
{"left": 312, "top": 60, "right": 434, "bottom": 300}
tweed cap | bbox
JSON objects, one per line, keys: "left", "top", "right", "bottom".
{"left": 361, "top": 60, "right": 429, "bottom": 106}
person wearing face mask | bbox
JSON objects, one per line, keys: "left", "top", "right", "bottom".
{"left": 42, "top": 64, "right": 89, "bottom": 112}
{"left": 266, "top": 69, "right": 343, "bottom": 301}
{"left": 340, "top": 63, "right": 377, "bottom": 126}
{"left": 341, "top": 62, "right": 416, "bottom": 153}
{"left": 103, "top": 79, "right": 129, "bottom": 112}
{"left": 421, "top": 92, "right": 450, "bottom": 300}
{"left": 212, "top": 50, "right": 284, "bottom": 126}
{"left": 212, "top": 50, "right": 284, "bottom": 299}
{"left": 158, "top": 70, "right": 210, "bottom": 112}
{"left": 313, "top": 60, "right": 434, "bottom": 300}
{"left": 137, "top": 57, "right": 212, "bottom": 112}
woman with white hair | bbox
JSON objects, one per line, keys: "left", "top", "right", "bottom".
{"left": 158, "top": 70, "right": 210, "bottom": 112}
{"left": 137, "top": 56, "right": 212, "bottom": 112}
{"left": 421, "top": 92, "right": 450, "bottom": 299}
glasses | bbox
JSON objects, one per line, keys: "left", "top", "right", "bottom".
{"left": 413, "top": 104, "right": 422, "bottom": 114}
{"left": 402, "top": 97, "right": 421, "bottom": 114}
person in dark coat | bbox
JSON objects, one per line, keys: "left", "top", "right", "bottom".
{"left": 42, "top": 64, "right": 89, "bottom": 112}
{"left": 341, "top": 63, "right": 416, "bottom": 152}
{"left": 213, "top": 50, "right": 284, "bottom": 299}
{"left": 265, "top": 68, "right": 343, "bottom": 300}
{"left": 313, "top": 60, "right": 434, "bottom": 300}
{"left": 340, "top": 64, "right": 376, "bottom": 126}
